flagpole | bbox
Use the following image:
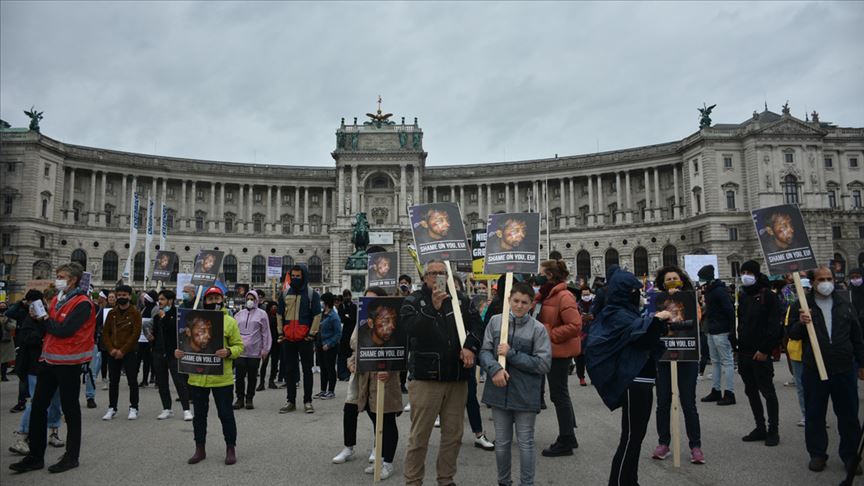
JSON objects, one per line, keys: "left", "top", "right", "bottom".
{"left": 144, "top": 197, "right": 154, "bottom": 290}
{"left": 544, "top": 177, "right": 550, "bottom": 259}
{"left": 122, "top": 191, "right": 140, "bottom": 283}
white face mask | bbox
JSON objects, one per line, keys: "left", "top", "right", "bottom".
{"left": 245, "top": 300, "right": 255, "bottom": 309}
{"left": 741, "top": 274, "right": 757, "bottom": 287}
{"left": 581, "top": 295, "right": 593, "bottom": 302}
{"left": 55, "top": 278, "right": 68, "bottom": 292}
{"left": 851, "top": 278, "right": 863, "bottom": 287}
{"left": 816, "top": 282, "right": 834, "bottom": 296}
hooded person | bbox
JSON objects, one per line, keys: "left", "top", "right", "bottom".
{"left": 585, "top": 265, "right": 674, "bottom": 486}
{"left": 697, "top": 264, "right": 737, "bottom": 406}
{"left": 848, "top": 267, "right": 864, "bottom": 325}
{"left": 232, "top": 290, "right": 271, "bottom": 410}
{"left": 276, "top": 265, "right": 322, "bottom": 414}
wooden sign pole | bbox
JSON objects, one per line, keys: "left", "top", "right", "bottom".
{"left": 373, "top": 382, "right": 385, "bottom": 482}
{"left": 670, "top": 361, "right": 681, "bottom": 468}
{"left": 444, "top": 261, "right": 467, "bottom": 346}
{"left": 192, "top": 285, "right": 204, "bottom": 310}
{"left": 792, "top": 272, "right": 828, "bottom": 380}
{"left": 497, "top": 272, "right": 514, "bottom": 367}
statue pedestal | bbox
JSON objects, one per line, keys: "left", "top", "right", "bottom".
{"left": 342, "top": 269, "right": 367, "bottom": 294}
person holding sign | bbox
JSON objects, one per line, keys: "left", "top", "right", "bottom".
{"left": 101, "top": 285, "right": 142, "bottom": 421}
{"left": 175, "top": 286, "right": 244, "bottom": 466}
{"left": 650, "top": 266, "right": 705, "bottom": 465}
{"left": 736, "top": 260, "right": 783, "bottom": 447}
{"left": 479, "top": 282, "right": 551, "bottom": 486}
{"left": 534, "top": 260, "right": 583, "bottom": 458}
{"left": 788, "top": 266, "right": 864, "bottom": 474}
{"left": 151, "top": 289, "right": 192, "bottom": 421}
{"left": 401, "top": 260, "right": 483, "bottom": 486}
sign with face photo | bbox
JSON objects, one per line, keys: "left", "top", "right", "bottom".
{"left": 484, "top": 212, "right": 541, "bottom": 274}
{"left": 190, "top": 250, "right": 224, "bottom": 286}
{"left": 751, "top": 204, "right": 817, "bottom": 275}
{"left": 408, "top": 203, "right": 471, "bottom": 264}
{"left": 647, "top": 291, "right": 700, "bottom": 362}
{"left": 368, "top": 251, "right": 397, "bottom": 294}
{"left": 177, "top": 308, "right": 224, "bottom": 375}
{"left": 356, "top": 296, "right": 407, "bottom": 373}
{"left": 152, "top": 251, "right": 177, "bottom": 282}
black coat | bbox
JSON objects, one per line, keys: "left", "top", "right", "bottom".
{"left": 7, "top": 302, "right": 44, "bottom": 377}
{"left": 702, "top": 280, "right": 735, "bottom": 335}
{"left": 788, "top": 292, "right": 864, "bottom": 375}
{"left": 736, "top": 281, "right": 782, "bottom": 355}
{"left": 152, "top": 306, "right": 177, "bottom": 356}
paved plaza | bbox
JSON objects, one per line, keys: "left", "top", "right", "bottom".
{"left": 0, "top": 365, "right": 859, "bottom": 485}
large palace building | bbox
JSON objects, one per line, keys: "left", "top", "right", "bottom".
{"left": 1, "top": 104, "right": 862, "bottom": 296}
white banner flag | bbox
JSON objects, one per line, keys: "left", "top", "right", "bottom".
{"left": 160, "top": 201, "right": 168, "bottom": 252}
{"left": 144, "top": 197, "right": 155, "bottom": 282}
{"left": 122, "top": 192, "right": 140, "bottom": 280}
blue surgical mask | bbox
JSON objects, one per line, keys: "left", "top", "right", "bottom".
{"left": 741, "top": 275, "right": 757, "bottom": 287}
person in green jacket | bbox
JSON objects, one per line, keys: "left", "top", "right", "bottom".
{"left": 175, "top": 286, "right": 244, "bottom": 466}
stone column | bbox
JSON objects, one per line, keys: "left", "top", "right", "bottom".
{"left": 514, "top": 182, "right": 520, "bottom": 213}
{"left": 505, "top": 183, "right": 511, "bottom": 212}
{"left": 248, "top": 184, "right": 254, "bottom": 223}
{"left": 478, "top": 184, "right": 484, "bottom": 220}
{"left": 322, "top": 188, "right": 328, "bottom": 225}
{"left": 303, "top": 187, "right": 309, "bottom": 230}
{"left": 238, "top": 184, "right": 244, "bottom": 225}
{"left": 615, "top": 172, "right": 622, "bottom": 225}
{"left": 400, "top": 165, "right": 407, "bottom": 218}
{"left": 337, "top": 166, "right": 345, "bottom": 217}
{"left": 644, "top": 169, "right": 651, "bottom": 222}
{"left": 559, "top": 178, "right": 565, "bottom": 225}
{"left": 151, "top": 178, "right": 157, "bottom": 202}
{"left": 220, "top": 183, "right": 226, "bottom": 222}
{"left": 209, "top": 182, "right": 216, "bottom": 231}
{"left": 459, "top": 185, "right": 465, "bottom": 213}
{"left": 672, "top": 164, "right": 680, "bottom": 220}
{"left": 351, "top": 165, "right": 358, "bottom": 214}
{"left": 89, "top": 171, "right": 97, "bottom": 224}
{"left": 162, "top": 178, "right": 167, "bottom": 203}
{"left": 295, "top": 186, "right": 300, "bottom": 233}
{"left": 189, "top": 180, "right": 195, "bottom": 224}
{"left": 487, "top": 184, "right": 493, "bottom": 213}
{"left": 625, "top": 171, "right": 633, "bottom": 223}
{"left": 596, "top": 174, "right": 605, "bottom": 225}
{"left": 180, "top": 180, "right": 186, "bottom": 220}
{"left": 450, "top": 185, "right": 455, "bottom": 204}
{"left": 100, "top": 172, "right": 107, "bottom": 221}
{"left": 569, "top": 178, "right": 575, "bottom": 225}
{"left": 67, "top": 168, "right": 76, "bottom": 212}
{"left": 587, "top": 175, "right": 594, "bottom": 226}
{"left": 653, "top": 167, "right": 661, "bottom": 221}
{"left": 276, "top": 186, "right": 282, "bottom": 229}
{"left": 122, "top": 174, "right": 128, "bottom": 215}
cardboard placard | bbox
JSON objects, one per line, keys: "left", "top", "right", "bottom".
{"left": 408, "top": 203, "right": 471, "bottom": 264}
{"left": 177, "top": 308, "right": 224, "bottom": 375}
{"left": 471, "top": 229, "right": 500, "bottom": 281}
{"left": 484, "top": 212, "right": 541, "bottom": 275}
{"left": 175, "top": 273, "right": 193, "bottom": 299}
{"left": 190, "top": 250, "right": 224, "bottom": 287}
{"left": 266, "top": 256, "right": 282, "bottom": 279}
{"left": 356, "top": 297, "right": 407, "bottom": 373}
{"left": 751, "top": 204, "right": 817, "bottom": 275}
{"left": 152, "top": 251, "right": 177, "bottom": 282}
{"left": 648, "top": 291, "right": 701, "bottom": 362}
{"left": 368, "top": 252, "right": 398, "bottom": 294}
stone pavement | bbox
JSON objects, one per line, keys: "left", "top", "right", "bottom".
{"left": 0, "top": 364, "right": 859, "bottom": 485}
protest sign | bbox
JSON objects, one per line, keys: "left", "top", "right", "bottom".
{"left": 152, "top": 251, "right": 177, "bottom": 282}
{"left": 190, "top": 250, "right": 224, "bottom": 287}
{"left": 356, "top": 296, "right": 407, "bottom": 373}
{"left": 648, "top": 291, "right": 700, "bottom": 362}
{"left": 267, "top": 256, "right": 282, "bottom": 279}
{"left": 829, "top": 259, "right": 846, "bottom": 283}
{"left": 484, "top": 212, "right": 541, "bottom": 274}
{"left": 78, "top": 272, "right": 92, "bottom": 293}
{"left": 471, "top": 229, "right": 500, "bottom": 281}
{"left": 408, "top": 203, "right": 470, "bottom": 264}
{"left": 752, "top": 204, "right": 817, "bottom": 275}
{"left": 367, "top": 252, "right": 398, "bottom": 294}
{"left": 176, "top": 273, "right": 193, "bottom": 298}
{"left": 177, "top": 308, "right": 224, "bottom": 375}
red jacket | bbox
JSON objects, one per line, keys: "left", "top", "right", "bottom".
{"left": 536, "top": 282, "right": 583, "bottom": 358}
{"left": 42, "top": 294, "right": 96, "bottom": 365}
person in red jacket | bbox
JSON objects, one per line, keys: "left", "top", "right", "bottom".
{"left": 535, "top": 259, "right": 583, "bottom": 457}
{"left": 10, "top": 262, "right": 96, "bottom": 474}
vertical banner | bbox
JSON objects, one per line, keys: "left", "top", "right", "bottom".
{"left": 160, "top": 201, "right": 168, "bottom": 252}
{"left": 144, "top": 197, "right": 155, "bottom": 282}
{"left": 177, "top": 308, "right": 225, "bottom": 375}
{"left": 122, "top": 191, "right": 140, "bottom": 280}
{"left": 356, "top": 296, "right": 407, "bottom": 372}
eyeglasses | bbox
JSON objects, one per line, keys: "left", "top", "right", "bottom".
{"left": 425, "top": 271, "right": 446, "bottom": 276}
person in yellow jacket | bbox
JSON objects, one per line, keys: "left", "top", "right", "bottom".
{"left": 784, "top": 278, "right": 809, "bottom": 427}
{"left": 175, "top": 286, "right": 244, "bottom": 466}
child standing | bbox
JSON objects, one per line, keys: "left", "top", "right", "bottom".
{"left": 479, "top": 282, "right": 552, "bottom": 486}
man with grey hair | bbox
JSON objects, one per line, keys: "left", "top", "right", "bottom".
{"left": 401, "top": 260, "right": 483, "bottom": 485}
{"left": 789, "top": 265, "right": 864, "bottom": 475}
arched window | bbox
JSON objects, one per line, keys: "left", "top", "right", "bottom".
{"left": 32, "top": 260, "right": 53, "bottom": 280}
{"left": 223, "top": 254, "right": 238, "bottom": 283}
{"left": 662, "top": 245, "right": 678, "bottom": 267}
{"left": 783, "top": 175, "right": 800, "bottom": 205}
{"left": 576, "top": 250, "right": 591, "bottom": 279}
{"left": 102, "top": 251, "right": 119, "bottom": 282}
{"left": 605, "top": 248, "right": 619, "bottom": 271}
{"left": 250, "top": 255, "right": 265, "bottom": 284}
{"left": 633, "top": 247, "right": 649, "bottom": 277}
{"left": 71, "top": 249, "right": 87, "bottom": 268}
{"left": 548, "top": 250, "right": 563, "bottom": 261}
{"left": 133, "top": 251, "right": 146, "bottom": 282}
{"left": 281, "top": 255, "right": 294, "bottom": 281}
{"left": 308, "top": 255, "right": 323, "bottom": 283}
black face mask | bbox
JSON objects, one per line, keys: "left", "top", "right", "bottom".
{"left": 203, "top": 302, "right": 222, "bottom": 311}
{"left": 116, "top": 298, "right": 130, "bottom": 306}
{"left": 629, "top": 291, "right": 641, "bottom": 309}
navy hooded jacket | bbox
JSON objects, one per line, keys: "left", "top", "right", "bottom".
{"left": 585, "top": 265, "right": 666, "bottom": 411}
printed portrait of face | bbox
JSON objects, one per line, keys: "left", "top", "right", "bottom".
{"left": 766, "top": 212, "right": 795, "bottom": 250}
{"left": 663, "top": 299, "right": 685, "bottom": 323}
{"left": 185, "top": 316, "right": 213, "bottom": 353}
{"left": 419, "top": 209, "right": 451, "bottom": 240}
{"left": 157, "top": 253, "right": 171, "bottom": 269}
{"left": 200, "top": 253, "right": 216, "bottom": 273}
{"left": 369, "top": 305, "right": 397, "bottom": 346}
{"left": 373, "top": 256, "right": 391, "bottom": 279}
{"left": 496, "top": 218, "right": 527, "bottom": 250}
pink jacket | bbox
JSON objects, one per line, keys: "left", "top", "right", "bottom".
{"left": 234, "top": 291, "right": 272, "bottom": 358}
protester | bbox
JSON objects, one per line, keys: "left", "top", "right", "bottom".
{"left": 650, "top": 266, "right": 705, "bottom": 464}
{"left": 5, "top": 297, "right": 31, "bottom": 412}
{"left": 585, "top": 265, "right": 675, "bottom": 486}
{"left": 277, "top": 265, "right": 322, "bottom": 414}
{"left": 98, "top": 290, "right": 116, "bottom": 387}
{"left": 784, "top": 278, "right": 810, "bottom": 426}
{"left": 401, "top": 260, "right": 483, "bottom": 486}
{"left": 151, "top": 289, "right": 192, "bottom": 421}
{"left": 849, "top": 267, "right": 864, "bottom": 324}
{"left": 480, "top": 281, "right": 552, "bottom": 486}
{"left": 396, "top": 276, "right": 412, "bottom": 392}
{"left": 575, "top": 286, "right": 594, "bottom": 386}
{"left": 101, "top": 284, "right": 142, "bottom": 421}
{"left": 83, "top": 290, "right": 109, "bottom": 409}
{"left": 256, "top": 300, "right": 280, "bottom": 390}
{"left": 137, "top": 290, "right": 157, "bottom": 387}
{"left": 315, "top": 292, "right": 341, "bottom": 400}
{"left": 10, "top": 262, "right": 96, "bottom": 474}
{"left": 789, "top": 265, "right": 864, "bottom": 475}
{"left": 698, "top": 264, "right": 736, "bottom": 406}
{"left": 736, "top": 260, "right": 782, "bottom": 446}
{"left": 0, "top": 301, "right": 15, "bottom": 380}
{"left": 338, "top": 289, "right": 358, "bottom": 382}
{"left": 179, "top": 284, "right": 196, "bottom": 309}
{"left": 535, "top": 259, "right": 583, "bottom": 457}
{"left": 176, "top": 286, "right": 244, "bottom": 465}
{"left": 232, "top": 290, "right": 271, "bottom": 410}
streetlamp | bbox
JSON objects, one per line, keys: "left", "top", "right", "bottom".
{"left": 2, "top": 250, "right": 19, "bottom": 300}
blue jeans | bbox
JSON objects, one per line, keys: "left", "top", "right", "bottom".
{"left": 802, "top": 367, "right": 860, "bottom": 464}
{"left": 655, "top": 361, "right": 701, "bottom": 448}
{"left": 85, "top": 345, "right": 101, "bottom": 400}
{"left": 20, "top": 374, "right": 62, "bottom": 433}
{"left": 706, "top": 333, "right": 735, "bottom": 393}
{"left": 492, "top": 407, "right": 537, "bottom": 486}
{"left": 790, "top": 359, "right": 805, "bottom": 418}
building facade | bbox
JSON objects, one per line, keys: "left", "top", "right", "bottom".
{"left": 1, "top": 105, "right": 862, "bottom": 297}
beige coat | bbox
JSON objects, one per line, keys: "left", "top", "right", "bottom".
{"left": 350, "top": 326, "right": 403, "bottom": 414}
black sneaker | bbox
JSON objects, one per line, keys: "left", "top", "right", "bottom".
{"left": 86, "top": 398, "right": 97, "bottom": 409}
{"left": 742, "top": 428, "right": 767, "bottom": 442}
{"left": 9, "top": 455, "right": 44, "bottom": 473}
{"left": 48, "top": 455, "right": 79, "bottom": 474}
{"left": 716, "top": 391, "right": 736, "bottom": 406}
{"left": 701, "top": 389, "right": 722, "bottom": 402}
{"left": 808, "top": 456, "right": 827, "bottom": 472}
{"left": 764, "top": 430, "right": 779, "bottom": 447}
{"left": 541, "top": 441, "right": 574, "bottom": 457}
{"left": 10, "top": 401, "right": 27, "bottom": 413}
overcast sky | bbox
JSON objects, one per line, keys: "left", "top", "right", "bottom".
{"left": 2, "top": 1, "right": 862, "bottom": 167}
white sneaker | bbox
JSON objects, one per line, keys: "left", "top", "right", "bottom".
{"left": 48, "top": 428, "right": 65, "bottom": 447}
{"left": 474, "top": 434, "right": 495, "bottom": 451}
{"left": 332, "top": 446, "right": 355, "bottom": 464}
{"left": 102, "top": 408, "right": 117, "bottom": 420}
{"left": 157, "top": 409, "right": 174, "bottom": 420}
{"left": 403, "top": 402, "right": 411, "bottom": 412}
{"left": 434, "top": 416, "right": 441, "bottom": 428}
{"left": 365, "top": 462, "right": 394, "bottom": 479}
{"left": 183, "top": 410, "right": 194, "bottom": 421}
{"left": 101, "top": 382, "right": 109, "bottom": 390}
{"left": 797, "top": 418, "right": 806, "bottom": 427}
{"left": 9, "top": 431, "right": 29, "bottom": 455}
{"left": 127, "top": 408, "right": 139, "bottom": 420}
{"left": 369, "top": 450, "right": 376, "bottom": 463}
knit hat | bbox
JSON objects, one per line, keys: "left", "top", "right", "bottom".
{"left": 740, "top": 260, "right": 761, "bottom": 276}
{"left": 697, "top": 265, "right": 715, "bottom": 282}
{"left": 849, "top": 267, "right": 862, "bottom": 277}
